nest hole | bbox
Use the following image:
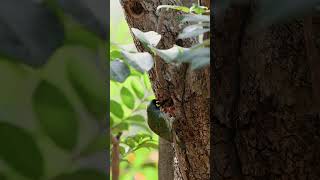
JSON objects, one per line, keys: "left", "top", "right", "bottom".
{"left": 127, "top": 1, "right": 145, "bottom": 18}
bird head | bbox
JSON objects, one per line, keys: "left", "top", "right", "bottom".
{"left": 149, "top": 99, "right": 160, "bottom": 109}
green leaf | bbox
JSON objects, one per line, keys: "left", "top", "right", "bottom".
{"left": 157, "top": 5, "right": 190, "bottom": 13}
{"left": 0, "top": 122, "right": 44, "bottom": 180}
{"left": 191, "top": 57, "right": 210, "bottom": 70}
{"left": 146, "top": 95, "right": 155, "bottom": 101}
{"left": 110, "top": 116, "right": 114, "bottom": 127}
{"left": 120, "top": 159, "right": 130, "bottom": 164}
{"left": 190, "top": 4, "right": 209, "bottom": 14}
{"left": 67, "top": 55, "right": 106, "bottom": 120}
{"left": 64, "top": 18, "right": 102, "bottom": 50}
{"left": 120, "top": 87, "right": 135, "bottom": 109}
{"left": 130, "top": 68, "right": 143, "bottom": 77}
{"left": 132, "top": 134, "right": 152, "bottom": 143}
{"left": 126, "top": 115, "right": 145, "bottom": 123}
{"left": 0, "top": 58, "right": 30, "bottom": 104}
{"left": 131, "top": 28, "right": 161, "bottom": 47}
{"left": 110, "top": 100, "right": 124, "bottom": 118}
{"left": 131, "top": 80, "right": 144, "bottom": 98}
{"left": 33, "top": 80, "right": 78, "bottom": 151}
{"left": 112, "top": 122, "right": 129, "bottom": 134}
{"left": 119, "top": 44, "right": 138, "bottom": 53}
{"left": 124, "top": 138, "right": 136, "bottom": 148}
{"left": 138, "top": 134, "right": 153, "bottom": 140}
{"left": 50, "top": 169, "right": 106, "bottom": 180}
{"left": 56, "top": 0, "right": 107, "bottom": 39}
{"left": 110, "top": 59, "right": 130, "bottom": 83}
{"left": 110, "top": 50, "right": 123, "bottom": 60}
{"left": 143, "top": 73, "right": 152, "bottom": 91}
{"left": 182, "top": 14, "right": 210, "bottom": 23}
{"left": 130, "top": 122, "right": 149, "bottom": 131}
{"left": 121, "top": 51, "right": 154, "bottom": 72}
{"left": 178, "top": 24, "right": 210, "bottom": 39}
{"left": 179, "top": 47, "right": 210, "bottom": 62}
{"left": 179, "top": 47, "right": 210, "bottom": 69}
{"left": 138, "top": 142, "right": 158, "bottom": 150}
{"left": 133, "top": 135, "right": 142, "bottom": 143}
{"left": 141, "top": 162, "right": 157, "bottom": 168}
{"left": 150, "top": 45, "right": 189, "bottom": 63}
{"left": 119, "top": 145, "right": 126, "bottom": 156}
{"left": 0, "top": 0, "right": 64, "bottom": 67}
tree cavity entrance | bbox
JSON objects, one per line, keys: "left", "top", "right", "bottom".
{"left": 126, "top": 0, "right": 145, "bottom": 18}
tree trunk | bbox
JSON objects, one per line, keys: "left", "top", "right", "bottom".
{"left": 120, "top": 0, "right": 210, "bottom": 179}
{"left": 213, "top": 2, "right": 320, "bottom": 179}
{"left": 159, "top": 138, "right": 174, "bottom": 180}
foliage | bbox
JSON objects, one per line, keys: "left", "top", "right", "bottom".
{"left": 110, "top": 9, "right": 159, "bottom": 180}
{"left": 110, "top": 58, "right": 158, "bottom": 178}
{"left": 110, "top": 3, "right": 211, "bottom": 85}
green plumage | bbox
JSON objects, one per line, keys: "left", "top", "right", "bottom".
{"left": 147, "top": 99, "right": 172, "bottom": 142}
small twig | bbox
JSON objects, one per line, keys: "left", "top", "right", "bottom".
{"left": 111, "top": 133, "right": 122, "bottom": 180}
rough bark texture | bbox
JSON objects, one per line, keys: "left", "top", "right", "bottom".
{"left": 213, "top": 2, "right": 320, "bottom": 179}
{"left": 120, "top": 0, "right": 210, "bottom": 179}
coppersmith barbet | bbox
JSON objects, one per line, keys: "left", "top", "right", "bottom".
{"left": 147, "top": 99, "right": 173, "bottom": 142}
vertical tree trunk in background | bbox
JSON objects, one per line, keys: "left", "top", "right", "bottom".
{"left": 120, "top": 0, "right": 210, "bottom": 179}
{"left": 159, "top": 138, "right": 174, "bottom": 180}
{"left": 213, "top": 2, "right": 320, "bottom": 179}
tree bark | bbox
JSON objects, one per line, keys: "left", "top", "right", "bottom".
{"left": 120, "top": 0, "right": 210, "bottom": 179}
{"left": 213, "top": 2, "right": 320, "bottom": 179}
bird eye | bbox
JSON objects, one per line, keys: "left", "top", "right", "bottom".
{"left": 155, "top": 100, "right": 160, "bottom": 107}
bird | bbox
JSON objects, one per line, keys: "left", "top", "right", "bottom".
{"left": 146, "top": 99, "right": 173, "bottom": 142}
